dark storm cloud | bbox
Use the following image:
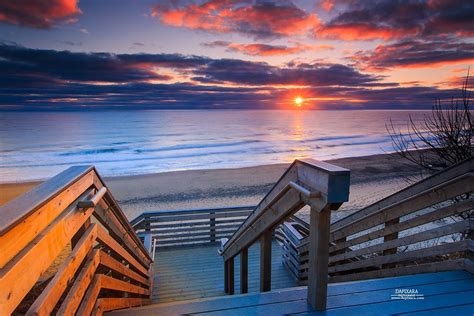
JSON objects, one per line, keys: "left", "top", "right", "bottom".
{"left": 0, "top": 43, "right": 464, "bottom": 110}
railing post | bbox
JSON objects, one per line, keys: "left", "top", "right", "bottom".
{"left": 224, "top": 260, "right": 229, "bottom": 293}
{"left": 382, "top": 217, "right": 399, "bottom": 268}
{"left": 210, "top": 211, "right": 216, "bottom": 242}
{"left": 307, "top": 204, "right": 331, "bottom": 311}
{"left": 227, "top": 258, "right": 234, "bottom": 294}
{"left": 240, "top": 247, "right": 248, "bottom": 294}
{"left": 260, "top": 229, "right": 272, "bottom": 292}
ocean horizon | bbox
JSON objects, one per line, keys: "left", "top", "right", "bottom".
{"left": 0, "top": 109, "right": 429, "bottom": 183}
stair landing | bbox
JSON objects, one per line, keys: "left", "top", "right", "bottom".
{"left": 108, "top": 270, "right": 474, "bottom": 315}
{"left": 150, "top": 240, "right": 297, "bottom": 303}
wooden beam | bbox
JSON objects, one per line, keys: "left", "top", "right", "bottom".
{"left": 307, "top": 204, "right": 331, "bottom": 311}
{"left": 224, "top": 260, "right": 229, "bottom": 294}
{"left": 57, "top": 250, "right": 100, "bottom": 315}
{"left": 99, "top": 251, "right": 149, "bottom": 286}
{"left": 0, "top": 172, "right": 94, "bottom": 269}
{"left": 27, "top": 224, "right": 98, "bottom": 316}
{"left": 95, "top": 298, "right": 149, "bottom": 313}
{"left": 0, "top": 199, "right": 96, "bottom": 315}
{"left": 240, "top": 248, "right": 248, "bottom": 294}
{"left": 96, "top": 225, "right": 149, "bottom": 276}
{"left": 260, "top": 230, "right": 272, "bottom": 292}
{"left": 76, "top": 274, "right": 102, "bottom": 316}
{"left": 227, "top": 258, "right": 234, "bottom": 295}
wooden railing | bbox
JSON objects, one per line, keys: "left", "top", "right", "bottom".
{"left": 278, "top": 158, "right": 474, "bottom": 286}
{"left": 131, "top": 206, "right": 254, "bottom": 250}
{"left": 0, "top": 166, "right": 153, "bottom": 315}
{"left": 218, "top": 159, "right": 350, "bottom": 310}
{"left": 327, "top": 158, "right": 474, "bottom": 282}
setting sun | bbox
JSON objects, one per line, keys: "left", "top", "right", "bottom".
{"left": 294, "top": 96, "right": 304, "bottom": 107}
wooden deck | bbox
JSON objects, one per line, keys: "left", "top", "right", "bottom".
{"left": 109, "top": 270, "right": 474, "bottom": 315}
{"left": 152, "top": 240, "right": 297, "bottom": 303}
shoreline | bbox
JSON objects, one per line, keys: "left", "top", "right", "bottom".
{"left": 0, "top": 152, "right": 422, "bottom": 221}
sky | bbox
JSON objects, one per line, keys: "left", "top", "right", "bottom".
{"left": 0, "top": 0, "right": 472, "bottom": 110}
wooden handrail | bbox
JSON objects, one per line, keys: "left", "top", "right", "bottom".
{"left": 276, "top": 158, "right": 474, "bottom": 287}
{"left": 219, "top": 159, "right": 350, "bottom": 311}
{"left": 0, "top": 166, "right": 153, "bottom": 315}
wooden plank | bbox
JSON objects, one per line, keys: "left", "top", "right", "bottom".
{"left": 99, "top": 251, "right": 149, "bottom": 286}
{"left": 76, "top": 274, "right": 102, "bottom": 316}
{"left": 96, "top": 298, "right": 149, "bottom": 313}
{"left": 57, "top": 249, "right": 100, "bottom": 315}
{"left": 331, "top": 158, "right": 474, "bottom": 231}
{"left": 0, "top": 165, "right": 93, "bottom": 234}
{"left": 92, "top": 174, "right": 152, "bottom": 264}
{"left": 99, "top": 274, "right": 150, "bottom": 295}
{"left": 240, "top": 248, "right": 248, "bottom": 294}
{"left": 222, "top": 188, "right": 304, "bottom": 261}
{"left": 331, "top": 174, "right": 473, "bottom": 241}
{"left": 260, "top": 230, "right": 272, "bottom": 292}
{"left": 143, "top": 211, "right": 253, "bottom": 222}
{"left": 145, "top": 218, "right": 245, "bottom": 230}
{"left": 330, "top": 198, "right": 474, "bottom": 253}
{"left": 26, "top": 224, "right": 98, "bottom": 316}
{"left": 0, "top": 172, "right": 94, "bottom": 269}
{"left": 330, "top": 219, "right": 471, "bottom": 264}
{"left": 329, "top": 240, "right": 470, "bottom": 274}
{"left": 330, "top": 258, "right": 466, "bottom": 282}
{"left": 0, "top": 198, "right": 96, "bottom": 315}
{"left": 307, "top": 205, "right": 331, "bottom": 310}
{"left": 132, "top": 206, "right": 255, "bottom": 220}
{"left": 96, "top": 225, "right": 149, "bottom": 276}
{"left": 95, "top": 199, "right": 151, "bottom": 268}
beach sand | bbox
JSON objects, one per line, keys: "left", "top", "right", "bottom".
{"left": 0, "top": 152, "right": 422, "bottom": 223}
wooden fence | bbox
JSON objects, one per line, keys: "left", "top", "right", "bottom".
{"left": 0, "top": 166, "right": 153, "bottom": 315}
{"left": 131, "top": 206, "right": 254, "bottom": 249}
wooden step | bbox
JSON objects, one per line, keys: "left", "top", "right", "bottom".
{"left": 107, "top": 270, "right": 474, "bottom": 315}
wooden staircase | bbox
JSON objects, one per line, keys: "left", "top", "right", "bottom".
{"left": 1, "top": 158, "right": 472, "bottom": 315}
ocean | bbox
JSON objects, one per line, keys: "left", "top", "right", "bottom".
{"left": 0, "top": 110, "right": 429, "bottom": 182}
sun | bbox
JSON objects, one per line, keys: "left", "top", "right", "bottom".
{"left": 294, "top": 96, "right": 304, "bottom": 107}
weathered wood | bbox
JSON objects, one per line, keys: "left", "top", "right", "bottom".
{"left": 382, "top": 217, "right": 399, "bottom": 268}
{"left": 210, "top": 211, "right": 216, "bottom": 242}
{"left": 330, "top": 219, "right": 472, "bottom": 264}
{"left": 227, "top": 258, "right": 234, "bottom": 295}
{"left": 57, "top": 249, "right": 100, "bottom": 315}
{"left": 307, "top": 204, "right": 331, "bottom": 311}
{"left": 96, "top": 225, "right": 149, "bottom": 275}
{"left": 329, "top": 240, "right": 471, "bottom": 274}
{"left": 0, "top": 198, "right": 96, "bottom": 315}
{"left": 95, "top": 199, "right": 151, "bottom": 268}
{"left": 0, "top": 166, "right": 93, "bottom": 235}
{"left": 331, "top": 158, "right": 474, "bottom": 231}
{"left": 96, "top": 298, "right": 149, "bottom": 313}
{"left": 99, "top": 274, "right": 150, "bottom": 295}
{"left": 222, "top": 188, "right": 304, "bottom": 261}
{"left": 100, "top": 251, "right": 149, "bottom": 286}
{"left": 77, "top": 274, "right": 102, "bottom": 316}
{"left": 329, "top": 198, "right": 474, "bottom": 253}
{"left": 26, "top": 224, "right": 98, "bottom": 316}
{"left": 260, "top": 230, "right": 272, "bottom": 292}
{"left": 240, "top": 248, "right": 248, "bottom": 294}
{"left": 0, "top": 172, "right": 94, "bottom": 269}
{"left": 330, "top": 258, "right": 466, "bottom": 283}
{"left": 92, "top": 174, "right": 152, "bottom": 263}
{"left": 331, "top": 173, "right": 473, "bottom": 241}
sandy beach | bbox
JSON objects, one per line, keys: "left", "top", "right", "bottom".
{"left": 0, "top": 152, "right": 422, "bottom": 222}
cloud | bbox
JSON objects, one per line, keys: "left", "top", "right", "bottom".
{"left": 0, "top": 43, "right": 463, "bottom": 110}
{"left": 201, "top": 41, "right": 333, "bottom": 56}
{"left": 316, "top": 0, "right": 474, "bottom": 41}
{"left": 0, "top": 0, "right": 81, "bottom": 29}
{"left": 151, "top": 0, "right": 319, "bottom": 39}
{"left": 351, "top": 39, "right": 474, "bottom": 70}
